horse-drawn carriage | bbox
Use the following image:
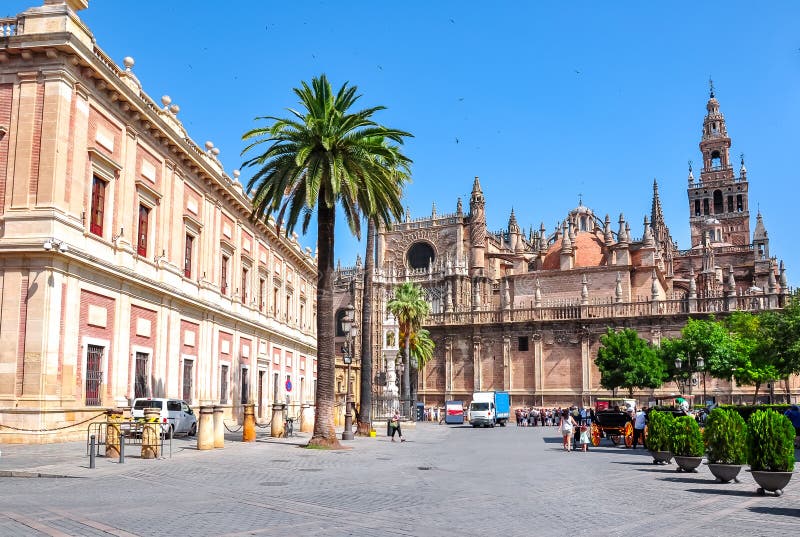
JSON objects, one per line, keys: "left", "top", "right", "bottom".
{"left": 590, "top": 409, "right": 635, "bottom": 447}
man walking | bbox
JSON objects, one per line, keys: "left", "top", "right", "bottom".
{"left": 632, "top": 407, "right": 647, "bottom": 449}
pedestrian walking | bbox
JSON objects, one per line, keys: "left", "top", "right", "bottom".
{"left": 559, "top": 409, "right": 578, "bottom": 452}
{"left": 579, "top": 424, "right": 590, "bottom": 452}
{"left": 632, "top": 407, "right": 647, "bottom": 449}
{"left": 390, "top": 410, "right": 405, "bottom": 442}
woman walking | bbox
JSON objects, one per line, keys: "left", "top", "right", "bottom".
{"left": 390, "top": 410, "right": 405, "bottom": 442}
{"left": 559, "top": 409, "right": 578, "bottom": 452}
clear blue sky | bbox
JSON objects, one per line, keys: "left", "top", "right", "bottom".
{"left": 7, "top": 1, "right": 799, "bottom": 285}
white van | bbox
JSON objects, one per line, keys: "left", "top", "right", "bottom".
{"left": 131, "top": 398, "right": 197, "bottom": 437}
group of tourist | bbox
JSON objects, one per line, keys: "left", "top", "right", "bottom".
{"left": 514, "top": 406, "right": 597, "bottom": 428}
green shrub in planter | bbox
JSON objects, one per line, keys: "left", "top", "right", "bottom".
{"left": 703, "top": 408, "right": 747, "bottom": 465}
{"left": 671, "top": 415, "right": 704, "bottom": 457}
{"left": 647, "top": 410, "right": 675, "bottom": 452}
{"left": 746, "top": 410, "right": 795, "bottom": 472}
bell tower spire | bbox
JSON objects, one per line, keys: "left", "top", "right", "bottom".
{"left": 687, "top": 83, "right": 751, "bottom": 248}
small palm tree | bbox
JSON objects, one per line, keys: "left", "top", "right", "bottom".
{"left": 241, "top": 74, "right": 412, "bottom": 447}
{"left": 387, "top": 282, "right": 430, "bottom": 415}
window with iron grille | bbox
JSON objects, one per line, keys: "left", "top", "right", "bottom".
{"left": 182, "top": 360, "right": 193, "bottom": 402}
{"left": 221, "top": 255, "right": 229, "bottom": 295}
{"left": 241, "top": 367, "right": 249, "bottom": 404}
{"left": 184, "top": 234, "right": 193, "bottom": 278}
{"left": 259, "top": 278, "right": 265, "bottom": 312}
{"left": 220, "top": 364, "right": 229, "bottom": 404}
{"left": 137, "top": 204, "right": 150, "bottom": 256}
{"left": 241, "top": 267, "right": 249, "bottom": 304}
{"left": 90, "top": 176, "right": 106, "bottom": 237}
{"left": 85, "top": 344, "right": 104, "bottom": 406}
{"left": 134, "top": 352, "right": 149, "bottom": 398}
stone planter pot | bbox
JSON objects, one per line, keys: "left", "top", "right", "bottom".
{"left": 649, "top": 450, "right": 673, "bottom": 465}
{"left": 707, "top": 463, "right": 742, "bottom": 483}
{"left": 749, "top": 470, "right": 794, "bottom": 496}
{"left": 674, "top": 455, "right": 703, "bottom": 473}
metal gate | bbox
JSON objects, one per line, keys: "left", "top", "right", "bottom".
{"left": 86, "top": 344, "right": 103, "bottom": 406}
{"left": 182, "top": 360, "right": 193, "bottom": 401}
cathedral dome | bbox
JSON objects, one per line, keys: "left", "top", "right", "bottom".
{"left": 542, "top": 231, "right": 606, "bottom": 270}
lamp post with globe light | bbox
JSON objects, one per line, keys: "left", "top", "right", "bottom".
{"left": 674, "top": 354, "right": 704, "bottom": 407}
{"left": 341, "top": 305, "right": 358, "bottom": 441}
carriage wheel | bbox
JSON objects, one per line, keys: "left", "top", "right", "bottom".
{"left": 591, "top": 423, "right": 601, "bottom": 447}
{"left": 624, "top": 422, "right": 634, "bottom": 448}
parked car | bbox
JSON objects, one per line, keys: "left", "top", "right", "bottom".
{"left": 129, "top": 398, "right": 197, "bottom": 437}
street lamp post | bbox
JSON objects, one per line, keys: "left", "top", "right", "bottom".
{"left": 341, "top": 305, "right": 357, "bottom": 441}
{"left": 674, "top": 355, "right": 704, "bottom": 407}
{"left": 396, "top": 358, "right": 405, "bottom": 417}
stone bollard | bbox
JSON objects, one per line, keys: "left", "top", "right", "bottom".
{"left": 197, "top": 405, "right": 214, "bottom": 450}
{"left": 271, "top": 403, "right": 286, "bottom": 438}
{"left": 300, "top": 403, "right": 314, "bottom": 433}
{"left": 105, "top": 408, "right": 124, "bottom": 459}
{"left": 213, "top": 405, "right": 224, "bottom": 448}
{"left": 141, "top": 408, "right": 161, "bottom": 459}
{"left": 242, "top": 403, "right": 256, "bottom": 442}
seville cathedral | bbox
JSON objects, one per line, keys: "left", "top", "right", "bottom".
{"left": 334, "top": 86, "right": 794, "bottom": 411}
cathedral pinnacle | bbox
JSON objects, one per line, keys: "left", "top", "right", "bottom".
{"left": 709, "top": 77, "right": 715, "bottom": 99}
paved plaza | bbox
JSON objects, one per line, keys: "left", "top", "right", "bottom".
{"left": 1, "top": 423, "right": 799, "bottom": 536}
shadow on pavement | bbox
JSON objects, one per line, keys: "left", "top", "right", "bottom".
{"left": 660, "top": 476, "right": 713, "bottom": 485}
{"left": 610, "top": 461, "right": 657, "bottom": 466}
{"left": 685, "top": 488, "right": 755, "bottom": 497}
{"left": 748, "top": 507, "right": 800, "bottom": 518}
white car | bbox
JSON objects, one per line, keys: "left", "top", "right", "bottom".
{"left": 130, "top": 398, "right": 197, "bottom": 437}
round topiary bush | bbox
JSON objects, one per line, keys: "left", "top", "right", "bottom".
{"left": 671, "top": 415, "right": 704, "bottom": 457}
{"left": 746, "top": 409, "right": 796, "bottom": 472}
{"left": 647, "top": 410, "right": 675, "bottom": 452}
{"left": 704, "top": 408, "right": 747, "bottom": 465}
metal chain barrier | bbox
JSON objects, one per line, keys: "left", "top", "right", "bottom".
{"left": 223, "top": 421, "right": 243, "bottom": 433}
{"left": 0, "top": 412, "right": 107, "bottom": 433}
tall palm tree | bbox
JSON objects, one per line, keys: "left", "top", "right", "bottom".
{"left": 387, "top": 282, "right": 430, "bottom": 416}
{"left": 241, "top": 75, "right": 412, "bottom": 447}
{"left": 357, "top": 219, "right": 376, "bottom": 435}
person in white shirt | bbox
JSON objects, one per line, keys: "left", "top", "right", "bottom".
{"left": 632, "top": 408, "right": 647, "bottom": 449}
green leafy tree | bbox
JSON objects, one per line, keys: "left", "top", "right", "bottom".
{"left": 387, "top": 282, "right": 430, "bottom": 414}
{"left": 764, "top": 292, "right": 800, "bottom": 379}
{"left": 241, "top": 75, "right": 412, "bottom": 447}
{"left": 595, "top": 328, "right": 666, "bottom": 398}
{"left": 726, "top": 311, "right": 779, "bottom": 404}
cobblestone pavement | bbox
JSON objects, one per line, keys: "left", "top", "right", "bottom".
{"left": 1, "top": 424, "right": 799, "bottom": 536}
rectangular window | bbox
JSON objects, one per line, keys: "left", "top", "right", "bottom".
{"left": 184, "top": 234, "right": 194, "bottom": 278}
{"left": 702, "top": 199, "right": 710, "bottom": 216}
{"left": 85, "top": 344, "right": 104, "bottom": 406}
{"left": 736, "top": 194, "right": 743, "bottom": 212}
{"left": 259, "top": 278, "right": 266, "bottom": 312}
{"left": 90, "top": 176, "right": 106, "bottom": 236}
{"left": 727, "top": 196, "right": 734, "bottom": 213}
{"left": 273, "top": 287, "right": 279, "bottom": 315}
{"left": 220, "top": 364, "right": 229, "bottom": 404}
{"left": 221, "top": 255, "right": 229, "bottom": 295}
{"left": 182, "top": 360, "right": 194, "bottom": 402}
{"left": 286, "top": 295, "right": 291, "bottom": 321}
{"left": 241, "top": 367, "right": 249, "bottom": 404}
{"left": 134, "top": 352, "right": 149, "bottom": 398}
{"left": 241, "top": 267, "right": 249, "bottom": 304}
{"left": 694, "top": 200, "right": 700, "bottom": 217}
{"left": 518, "top": 336, "right": 529, "bottom": 352}
{"left": 137, "top": 204, "right": 150, "bottom": 256}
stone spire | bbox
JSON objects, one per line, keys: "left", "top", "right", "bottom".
{"left": 739, "top": 153, "right": 747, "bottom": 180}
{"left": 456, "top": 197, "right": 463, "bottom": 215}
{"left": 603, "top": 214, "right": 613, "bottom": 246}
{"left": 651, "top": 269, "right": 659, "bottom": 300}
{"left": 560, "top": 223, "right": 573, "bottom": 270}
{"left": 538, "top": 222, "right": 548, "bottom": 254}
{"left": 469, "top": 177, "right": 487, "bottom": 276}
{"left": 617, "top": 213, "right": 628, "bottom": 244}
{"left": 753, "top": 211, "right": 769, "bottom": 260}
{"left": 727, "top": 265, "right": 736, "bottom": 291}
{"left": 687, "top": 161, "right": 695, "bottom": 187}
{"left": 642, "top": 216, "right": 654, "bottom": 248}
{"left": 689, "top": 265, "right": 697, "bottom": 298}
{"left": 615, "top": 272, "right": 623, "bottom": 303}
{"left": 534, "top": 278, "right": 542, "bottom": 307}
{"left": 431, "top": 201, "right": 437, "bottom": 218}
{"left": 581, "top": 274, "right": 589, "bottom": 305}
{"left": 768, "top": 260, "right": 777, "bottom": 294}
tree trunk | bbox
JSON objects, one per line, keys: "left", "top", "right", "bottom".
{"left": 402, "top": 331, "right": 411, "bottom": 417}
{"left": 357, "top": 219, "right": 375, "bottom": 435}
{"left": 309, "top": 199, "right": 341, "bottom": 448}
{"left": 628, "top": 386, "right": 634, "bottom": 398}
{"left": 752, "top": 381, "right": 761, "bottom": 406}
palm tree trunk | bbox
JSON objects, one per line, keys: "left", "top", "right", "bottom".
{"left": 402, "top": 332, "right": 411, "bottom": 417}
{"left": 309, "top": 199, "right": 340, "bottom": 448}
{"left": 357, "top": 219, "right": 375, "bottom": 435}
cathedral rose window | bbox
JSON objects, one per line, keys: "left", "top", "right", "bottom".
{"left": 407, "top": 242, "right": 435, "bottom": 270}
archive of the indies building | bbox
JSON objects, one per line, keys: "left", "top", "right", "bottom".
{"left": 0, "top": 0, "right": 317, "bottom": 442}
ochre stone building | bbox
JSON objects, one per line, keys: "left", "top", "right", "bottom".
{"left": 337, "top": 88, "right": 794, "bottom": 410}
{"left": 0, "top": 0, "right": 317, "bottom": 442}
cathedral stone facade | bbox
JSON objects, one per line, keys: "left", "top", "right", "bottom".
{"left": 337, "top": 89, "right": 794, "bottom": 409}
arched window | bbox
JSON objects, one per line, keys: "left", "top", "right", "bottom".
{"left": 694, "top": 200, "right": 701, "bottom": 216}
{"left": 713, "top": 190, "right": 723, "bottom": 214}
{"left": 703, "top": 199, "right": 710, "bottom": 216}
{"left": 711, "top": 150, "right": 722, "bottom": 169}
{"left": 335, "top": 309, "right": 347, "bottom": 337}
{"left": 407, "top": 242, "right": 435, "bottom": 270}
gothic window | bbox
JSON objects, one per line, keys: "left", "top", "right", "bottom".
{"left": 407, "top": 242, "right": 435, "bottom": 270}
{"left": 694, "top": 200, "right": 701, "bottom": 216}
{"left": 736, "top": 194, "right": 743, "bottom": 212}
{"left": 703, "top": 199, "right": 710, "bottom": 216}
{"left": 713, "top": 190, "right": 723, "bottom": 214}
{"left": 335, "top": 309, "right": 347, "bottom": 337}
